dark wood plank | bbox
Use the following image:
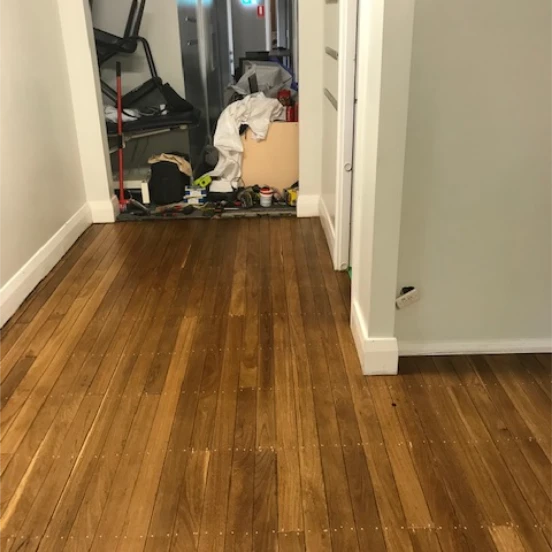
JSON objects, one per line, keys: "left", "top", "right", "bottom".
{"left": 489, "top": 525, "right": 528, "bottom": 552}
{"left": 1, "top": 225, "right": 117, "bottom": 383}
{"left": 290, "top": 219, "right": 361, "bottom": 552}
{"left": 432, "top": 357, "right": 551, "bottom": 551}
{"left": 169, "top": 451, "right": 210, "bottom": 551}
{"left": 0, "top": 225, "right": 106, "bottom": 370}
{"left": 196, "top": 452, "right": 233, "bottom": 552}
{"left": 1, "top": 225, "right": 139, "bottom": 446}
{"left": 398, "top": 358, "right": 500, "bottom": 552}
{"left": 386, "top": 379, "right": 474, "bottom": 552}
{"left": 229, "top": 220, "right": 248, "bottom": 317}
{"left": 253, "top": 450, "right": 278, "bottom": 551}
{"left": 88, "top": 394, "right": 160, "bottom": 550}
{"left": 224, "top": 388, "right": 256, "bottom": 551}
{"left": 273, "top": 315, "right": 302, "bottom": 532}
{"left": 278, "top": 532, "right": 306, "bottom": 552}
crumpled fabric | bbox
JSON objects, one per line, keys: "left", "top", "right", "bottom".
{"left": 209, "top": 93, "right": 285, "bottom": 192}
{"left": 148, "top": 153, "right": 192, "bottom": 177}
{"left": 104, "top": 105, "right": 167, "bottom": 123}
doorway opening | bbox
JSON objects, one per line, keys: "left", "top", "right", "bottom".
{"left": 90, "top": 0, "right": 299, "bottom": 221}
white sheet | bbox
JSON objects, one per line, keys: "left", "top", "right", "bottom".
{"left": 208, "top": 93, "right": 285, "bottom": 192}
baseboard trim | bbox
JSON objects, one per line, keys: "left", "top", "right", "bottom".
{"left": 351, "top": 299, "right": 399, "bottom": 375}
{"left": 0, "top": 204, "right": 92, "bottom": 327}
{"left": 399, "top": 339, "right": 552, "bottom": 356}
{"left": 88, "top": 195, "right": 118, "bottom": 223}
{"left": 319, "top": 197, "right": 335, "bottom": 259}
{"left": 297, "top": 194, "right": 320, "bottom": 217}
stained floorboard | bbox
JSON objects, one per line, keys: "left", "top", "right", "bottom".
{"left": 0, "top": 219, "right": 550, "bottom": 552}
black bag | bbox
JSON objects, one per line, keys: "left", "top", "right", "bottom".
{"left": 148, "top": 161, "right": 190, "bottom": 205}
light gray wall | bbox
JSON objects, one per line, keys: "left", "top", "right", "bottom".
{"left": 92, "top": 0, "right": 185, "bottom": 97}
{"left": 395, "top": 0, "right": 552, "bottom": 348}
{"left": 0, "top": 0, "right": 87, "bottom": 286}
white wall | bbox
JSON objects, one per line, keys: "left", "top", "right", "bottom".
{"left": 92, "top": 0, "right": 186, "bottom": 98}
{"left": 349, "top": 0, "right": 415, "bottom": 374}
{"left": 396, "top": 0, "right": 552, "bottom": 353}
{"left": 58, "top": 0, "right": 116, "bottom": 222}
{"left": 0, "top": 0, "right": 92, "bottom": 325}
{"left": 297, "top": 0, "right": 323, "bottom": 216}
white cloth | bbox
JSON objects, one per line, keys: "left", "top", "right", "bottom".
{"left": 104, "top": 104, "right": 167, "bottom": 123}
{"left": 209, "top": 93, "right": 285, "bottom": 192}
{"left": 105, "top": 106, "right": 139, "bottom": 122}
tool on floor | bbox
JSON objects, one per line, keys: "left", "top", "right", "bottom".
{"left": 116, "top": 62, "right": 128, "bottom": 212}
{"left": 193, "top": 174, "right": 212, "bottom": 188}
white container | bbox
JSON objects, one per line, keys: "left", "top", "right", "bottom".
{"left": 260, "top": 189, "right": 273, "bottom": 207}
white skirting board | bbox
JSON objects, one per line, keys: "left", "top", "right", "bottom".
{"left": 0, "top": 204, "right": 92, "bottom": 327}
{"left": 88, "top": 195, "right": 118, "bottom": 223}
{"left": 399, "top": 339, "right": 552, "bottom": 356}
{"left": 297, "top": 194, "right": 320, "bottom": 217}
{"left": 319, "top": 196, "right": 336, "bottom": 262}
{"left": 351, "top": 299, "right": 399, "bottom": 375}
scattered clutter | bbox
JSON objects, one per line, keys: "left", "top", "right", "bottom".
{"left": 276, "top": 89, "right": 298, "bottom": 122}
{"left": 226, "top": 61, "right": 294, "bottom": 104}
{"left": 118, "top": 174, "right": 300, "bottom": 219}
{"left": 285, "top": 183, "right": 298, "bottom": 206}
{"left": 149, "top": 153, "right": 192, "bottom": 176}
{"left": 207, "top": 93, "right": 285, "bottom": 193}
{"left": 193, "top": 174, "right": 212, "bottom": 188}
{"left": 147, "top": 152, "right": 191, "bottom": 206}
{"left": 102, "top": 16, "right": 299, "bottom": 220}
{"left": 183, "top": 185, "right": 207, "bottom": 205}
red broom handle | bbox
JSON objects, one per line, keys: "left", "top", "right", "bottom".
{"left": 116, "top": 62, "right": 125, "bottom": 209}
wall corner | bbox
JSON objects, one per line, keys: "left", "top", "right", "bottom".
{"left": 297, "top": 194, "right": 320, "bottom": 218}
{"left": 351, "top": 299, "right": 399, "bottom": 375}
{"left": 88, "top": 195, "right": 118, "bottom": 223}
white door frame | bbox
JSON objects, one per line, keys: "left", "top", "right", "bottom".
{"left": 333, "top": 0, "right": 358, "bottom": 271}
{"left": 319, "top": 0, "right": 358, "bottom": 271}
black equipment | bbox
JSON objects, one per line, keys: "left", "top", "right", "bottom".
{"left": 94, "top": 0, "right": 162, "bottom": 107}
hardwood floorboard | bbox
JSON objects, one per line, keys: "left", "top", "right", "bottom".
{"left": 88, "top": 394, "right": 160, "bottom": 550}
{"left": 1, "top": 219, "right": 550, "bottom": 552}
{"left": 278, "top": 532, "right": 306, "bottom": 552}
{"left": 432, "top": 357, "right": 551, "bottom": 551}
{"left": 385, "top": 378, "right": 473, "bottom": 552}
{"left": 0, "top": 225, "right": 117, "bottom": 383}
{"left": 398, "top": 358, "right": 501, "bottom": 551}
{"left": 1, "top": 225, "right": 138, "bottom": 444}
{"left": 253, "top": 450, "right": 278, "bottom": 551}
{"left": 489, "top": 525, "right": 528, "bottom": 552}
{"left": 516, "top": 354, "right": 552, "bottom": 400}
{"left": 0, "top": 225, "right": 103, "bottom": 353}
{"left": 197, "top": 451, "right": 233, "bottom": 552}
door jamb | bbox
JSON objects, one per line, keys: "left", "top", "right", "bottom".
{"left": 332, "top": 0, "right": 358, "bottom": 270}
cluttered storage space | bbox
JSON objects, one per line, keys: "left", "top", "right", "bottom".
{"left": 91, "top": 0, "right": 299, "bottom": 219}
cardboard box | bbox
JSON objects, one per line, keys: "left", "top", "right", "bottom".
{"left": 241, "top": 122, "right": 298, "bottom": 193}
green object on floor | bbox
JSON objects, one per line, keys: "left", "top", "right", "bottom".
{"left": 347, "top": 266, "right": 352, "bottom": 279}
{"left": 193, "top": 174, "right": 212, "bottom": 188}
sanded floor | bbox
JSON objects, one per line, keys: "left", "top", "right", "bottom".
{"left": 0, "top": 218, "right": 551, "bottom": 552}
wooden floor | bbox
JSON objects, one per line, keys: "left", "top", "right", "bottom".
{"left": 1, "top": 219, "right": 551, "bottom": 552}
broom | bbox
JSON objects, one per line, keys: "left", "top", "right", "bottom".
{"left": 116, "top": 62, "right": 128, "bottom": 212}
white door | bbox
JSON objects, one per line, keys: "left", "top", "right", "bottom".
{"left": 320, "top": 0, "right": 357, "bottom": 270}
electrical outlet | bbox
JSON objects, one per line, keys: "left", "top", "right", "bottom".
{"left": 396, "top": 287, "right": 420, "bottom": 309}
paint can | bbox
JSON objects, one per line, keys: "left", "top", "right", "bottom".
{"left": 260, "top": 187, "right": 273, "bottom": 207}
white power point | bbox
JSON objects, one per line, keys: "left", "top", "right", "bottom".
{"left": 396, "top": 287, "right": 420, "bottom": 309}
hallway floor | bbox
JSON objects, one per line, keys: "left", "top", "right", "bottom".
{"left": 1, "top": 219, "right": 551, "bottom": 552}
